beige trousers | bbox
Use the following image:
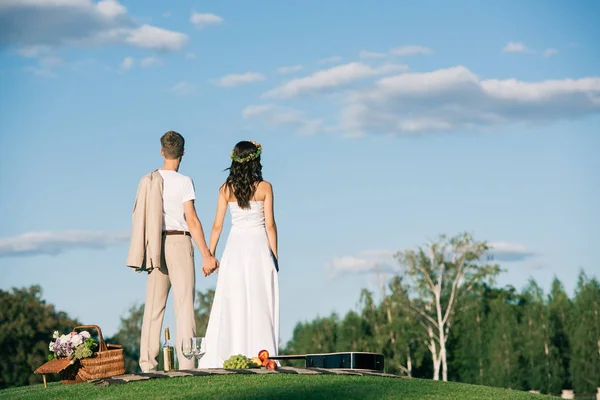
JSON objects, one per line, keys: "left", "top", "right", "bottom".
{"left": 139, "top": 235, "right": 196, "bottom": 372}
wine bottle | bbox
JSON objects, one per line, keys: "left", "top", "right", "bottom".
{"left": 162, "top": 327, "right": 175, "bottom": 372}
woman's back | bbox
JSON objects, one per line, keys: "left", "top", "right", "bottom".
{"left": 229, "top": 200, "right": 265, "bottom": 229}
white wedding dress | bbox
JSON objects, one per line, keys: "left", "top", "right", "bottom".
{"left": 198, "top": 201, "right": 279, "bottom": 368}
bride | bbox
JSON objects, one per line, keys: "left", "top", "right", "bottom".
{"left": 198, "top": 140, "right": 280, "bottom": 368}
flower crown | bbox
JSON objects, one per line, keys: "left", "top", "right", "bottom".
{"left": 230, "top": 141, "right": 262, "bottom": 163}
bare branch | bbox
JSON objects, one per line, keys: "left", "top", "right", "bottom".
{"left": 442, "top": 242, "right": 471, "bottom": 324}
{"left": 408, "top": 301, "right": 439, "bottom": 328}
{"left": 443, "top": 269, "right": 463, "bottom": 325}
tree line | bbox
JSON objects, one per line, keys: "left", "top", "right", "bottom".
{"left": 283, "top": 233, "right": 600, "bottom": 396}
{"left": 1, "top": 232, "right": 598, "bottom": 397}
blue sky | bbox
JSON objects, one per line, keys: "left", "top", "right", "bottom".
{"left": 1, "top": 0, "right": 599, "bottom": 347}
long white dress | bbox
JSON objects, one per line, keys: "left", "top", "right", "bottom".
{"left": 198, "top": 201, "right": 279, "bottom": 368}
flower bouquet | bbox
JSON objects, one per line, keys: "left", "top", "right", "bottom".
{"left": 35, "top": 325, "right": 126, "bottom": 386}
{"left": 47, "top": 330, "right": 98, "bottom": 363}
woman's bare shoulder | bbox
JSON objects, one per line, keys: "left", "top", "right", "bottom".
{"left": 253, "top": 180, "right": 272, "bottom": 201}
{"left": 258, "top": 180, "right": 272, "bottom": 190}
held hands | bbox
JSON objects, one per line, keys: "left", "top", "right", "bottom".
{"left": 201, "top": 255, "right": 219, "bottom": 277}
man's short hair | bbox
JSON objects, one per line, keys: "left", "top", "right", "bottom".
{"left": 161, "top": 131, "right": 185, "bottom": 159}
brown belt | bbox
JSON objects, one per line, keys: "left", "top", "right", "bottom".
{"left": 163, "top": 230, "right": 191, "bottom": 237}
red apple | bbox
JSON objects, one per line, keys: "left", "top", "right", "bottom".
{"left": 266, "top": 360, "right": 277, "bottom": 370}
{"left": 258, "top": 349, "right": 269, "bottom": 362}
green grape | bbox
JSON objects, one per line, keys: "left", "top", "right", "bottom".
{"left": 223, "top": 354, "right": 251, "bottom": 369}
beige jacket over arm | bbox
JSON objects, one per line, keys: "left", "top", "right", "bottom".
{"left": 126, "top": 170, "right": 164, "bottom": 272}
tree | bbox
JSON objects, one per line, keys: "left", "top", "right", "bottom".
{"left": 570, "top": 272, "right": 600, "bottom": 394}
{"left": 485, "top": 292, "right": 520, "bottom": 389}
{"left": 0, "top": 286, "right": 79, "bottom": 388}
{"left": 194, "top": 289, "right": 215, "bottom": 338}
{"left": 519, "top": 280, "right": 563, "bottom": 394}
{"left": 450, "top": 283, "right": 489, "bottom": 385}
{"left": 375, "top": 277, "right": 424, "bottom": 377}
{"left": 395, "top": 232, "right": 501, "bottom": 381}
{"left": 283, "top": 314, "right": 339, "bottom": 367}
{"left": 547, "top": 277, "right": 573, "bottom": 391}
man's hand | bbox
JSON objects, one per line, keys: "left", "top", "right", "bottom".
{"left": 201, "top": 255, "right": 219, "bottom": 277}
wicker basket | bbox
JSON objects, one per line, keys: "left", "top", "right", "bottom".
{"left": 35, "top": 325, "right": 126, "bottom": 385}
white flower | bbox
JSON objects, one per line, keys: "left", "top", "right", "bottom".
{"left": 70, "top": 334, "right": 83, "bottom": 347}
{"left": 49, "top": 342, "right": 55, "bottom": 352}
{"left": 53, "top": 331, "right": 59, "bottom": 339}
{"left": 80, "top": 331, "right": 91, "bottom": 339}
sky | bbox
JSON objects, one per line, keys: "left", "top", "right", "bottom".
{"left": 0, "top": 0, "right": 599, "bottom": 348}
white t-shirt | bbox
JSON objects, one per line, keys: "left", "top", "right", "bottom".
{"left": 158, "top": 170, "right": 196, "bottom": 232}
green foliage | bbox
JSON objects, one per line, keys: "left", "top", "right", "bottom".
{"left": 570, "top": 271, "right": 600, "bottom": 394}
{"left": 485, "top": 293, "right": 520, "bottom": 389}
{"left": 72, "top": 338, "right": 97, "bottom": 360}
{"left": 0, "top": 285, "right": 80, "bottom": 389}
{"left": 518, "top": 280, "right": 564, "bottom": 395}
{"left": 450, "top": 284, "right": 488, "bottom": 385}
{"left": 194, "top": 289, "right": 215, "bottom": 338}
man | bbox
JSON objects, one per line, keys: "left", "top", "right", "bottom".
{"left": 126, "top": 131, "right": 217, "bottom": 372}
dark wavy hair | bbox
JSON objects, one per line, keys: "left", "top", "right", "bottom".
{"left": 224, "top": 141, "right": 263, "bottom": 209}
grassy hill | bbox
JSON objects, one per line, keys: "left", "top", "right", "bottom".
{"left": 0, "top": 374, "right": 552, "bottom": 400}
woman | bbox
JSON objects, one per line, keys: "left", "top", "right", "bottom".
{"left": 198, "top": 140, "right": 279, "bottom": 368}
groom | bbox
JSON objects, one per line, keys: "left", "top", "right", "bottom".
{"left": 126, "top": 131, "right": 218, "bottom": 372}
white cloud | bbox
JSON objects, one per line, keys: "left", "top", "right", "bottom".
{"left": 488, "top": 242, "right": 536, "bottom": 262}
{"left": 543, "top": 48, "right": 559, "bottom": 58}
{"left": 326, "top": 242, "right": 535, "bottom": 278}
{"left": 123, "top": 25, "right": 187, "bottom": 51}
{"left": 140, "top": 56, "right": 162, "bottom": 67}
{"left": 341, "top": 65, "right": 600, "bottom": 136}
{"left": 190, "top": 12, "right": 223, "bottom": 28}
{"left": 217, "top": 72, "right": 266, "bottom": 87}
{"left": 318, "top": 56, "right": 342, "bottom": 64}
{"left": 0, "top": 0, "right": 188, "bottom": 53}
{"left": 391, "top": 45, "right": 433, "bottom": 56}
{"left": 263, "top": 62, "right": 408, "bottom": 99}
{"left": 169, "top": 81, "right": 196, "bottom": 96}
{"left": 96, "top": 0, "right": 126, "bottom": 18}
{"left": 359, "top": 50, "right": 386, "bottom": 59}
{"left": 327, "top": 249, "right": 399, "bottom": 278}
{"left": 120, "top": 56, "right": 134, "bottom": 70}
{"left": 242, "top": 104, "right": 323, "bottom": 135}
{"left": 0, "top": 230, "right": 129, "bottom": 258}
{"left": 502, "top": 42, "right": 528, "bottom": 53}
{"left": 277, "top": 65, "right": 303, "bottom": 74}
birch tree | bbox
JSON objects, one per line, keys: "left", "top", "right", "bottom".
{"left": 394, "top": 232, "right": 500, "bottom": 381}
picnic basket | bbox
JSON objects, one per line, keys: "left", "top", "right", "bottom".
{"left": 35, "top": 325, "right": 126, "bottom": 385}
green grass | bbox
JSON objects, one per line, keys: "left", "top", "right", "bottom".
{"left": 0, "top": 374, "right": 552, "bottom": 400}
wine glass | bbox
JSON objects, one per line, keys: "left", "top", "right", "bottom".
{"left": 192, "top": 337, "right": 206, "bottom": 362}
{"left": 181, "top": 338, "right": 195, "bottom": 361}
